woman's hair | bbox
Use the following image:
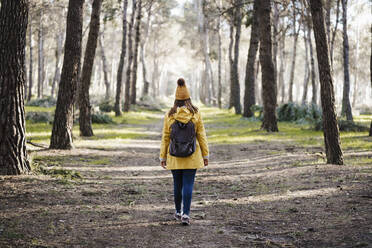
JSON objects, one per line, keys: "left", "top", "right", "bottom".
{"left": 168, "top": 99, "right": 198, "bottom": 117}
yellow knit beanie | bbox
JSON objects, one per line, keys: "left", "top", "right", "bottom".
{"left": 175, "top": 78, "right": 191, "bottom": 100}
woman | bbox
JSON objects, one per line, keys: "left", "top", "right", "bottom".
{"left": 159, "top": 78, "right": 209, "bottom": 225}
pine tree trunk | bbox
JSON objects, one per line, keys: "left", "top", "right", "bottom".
{"left": 288, "top": 1, "right": 300, "bottom": 103}
{"left": 28, "top": 16, "right": 33, "bottom": 102}
{"left": 370, "top": 34, "right": 372, "bottom": 136}
{"left": 79, "top": 0, "right": 102, "bottom": 137}
{"left": 302, "top": 23, "right": 310, "bottom": 104}
{"left": 0, "top": 0, "right": 31, "bottom": 175}
{"left": 257, "top": 0, "right": 278, "bottom": 132}
{"left": 115, "top": 0, "right": 129, "bottom": 116}
{"left": 217, "top": 0, "right": 222, "bottom": 108}
{"left": 50, "top": 0, "right": 85, "bottom": 150}
{"left": 231, "top": 0, "right": 242, "bottom": 114}
{"left": 51, "top": 33, "right": 63, "bottom": 98}
{"left": 307, "top": 22, "right": 317, "bottom": 104}
{"left": 141, "top": 2, "right": 152, "bottom": 98}
{"left": 278, "top": 27, "right": 286, "bottom": 104}
{"left": 243, "top": 0, "right": 259, "bottom": 117}
{"left": 124, "top": 0, "right": 137, "bottom": 112}
{"left": 228, "top": 24, "right": 234, "bottom": 109}
{"left": 341, "top": 0, "right": 353, "bottom": 121}
{"left": 130, "top": 0, "right": 142, "bottom": 105}
{"left": 37, "top": 15, "right": 44, "bottom": 99}
{"left": 330, "top": 0, "right": 341, "bottom": 67}
{"left": 99, "top": 32, "right": 110, "bottom": 100}
{"left": 309, "top": 0, "right": 343, "bottom": 165}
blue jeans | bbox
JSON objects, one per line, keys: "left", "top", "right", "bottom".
{"left": 171, "top": 169, "right": 197, "bottom": 216}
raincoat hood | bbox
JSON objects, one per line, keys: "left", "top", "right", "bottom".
{"left": 173, "top": 107, "right": 193, "bottom": 124}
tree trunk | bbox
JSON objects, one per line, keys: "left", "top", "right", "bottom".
{"left": 217, "top": 0, "right": 222, "bottom": 108}
{"left": 228, "top": 23, "right": 234, "bottom": 109}
{"left": 309, "top": 0, "right": 343, "bottom": 165}
{"left": 341, "top": 0, "right": 353, "bottom": 121}
{"left": 124, "top": 0, "right": 137, "bottom": 112}
{"left": 0, "top": 0, "right": 31, "bottom": 175}
{"left": 231, "top": 0, "right": 242, "bottom": 114}
{"left": 130, "top": 0, "right": 142, "bottom": 105}
{"left": 302, "top": 23, "right": 310, "bottom": 104}
{"left": 51, "top": 33, "right": 63, "bottom": 98}
{"left": 115, "top": 0, "right": 129, "bottom": 116}
{"left": 288, "top": 0, "right": 300, "bottom": 102}
{"left": 28, "top": 15, "right": 33, "bottom": 102}
{"left": 99, "top": 32, "right": 110, "bottom": 100}
{"left": 79, "top": 0, "right": 102, "bottom": 137}
{"left": 278, "top": 27, "right": 286, "bottom": 104}
{"left": 257, "top": 0, "right": 278, "bottom": 132}
{"left": 37, "top": 14, "right": 44, "bottom": 99}
{"left": 141, "top": 2, "right": 152, "bottom": 98}
{"left": 370, "top": 30, "right": 372, "bottom": 136}
{"left": 243, "top": 0, "right": 259, "bottom": 117}
{"left": 330, "top": 0, "right": 341, "bottom": 67}
{"left": 50, "top": 0, "right": 85, "bottom": 150}
{"left": 307, "top": 22, "right": 317, "bottom": 104}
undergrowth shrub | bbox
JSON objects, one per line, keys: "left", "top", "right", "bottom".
{"left": 99, "top": 100, "right": 115, "bottom": 112}
{"left": 91, "top": 113, "right": 115, "bottom": 124}
{"left": 26, "top": 96, "right": 56, "bottom": 108}
{"left": 313, "top": 119, "right": 369, "bottom": 132}
{"left": 277, "top": 102, "right": 322, "bottom": 123}
{"left": 26, "top": 112, "right": 53, "bottom": 123}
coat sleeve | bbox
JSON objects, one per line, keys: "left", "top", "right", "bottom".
{"left": 196, "top": 112, "right": 209, "bottom": 159}
{"left": 159, "top": 113, "right": 170, "bottom": 161}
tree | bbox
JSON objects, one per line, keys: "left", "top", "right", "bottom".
{"left": 257, "top": 0, "right": 278, "bottom": 132}
{"left": 37, "top": 12, "right": 45, "bottom": 99}
{"left": 230, "top": 0, "right": 242, "bottom": 114}
{"left": 243, "top": 0, "right": 259, "bottom": 118}
{"left": 50, "top": 0, "right": 85, "bottom": 149}
{"left": 140, "top": 1, "right": 153, "bottom": 98}
{"left": 51, "top": 33, "right": 63, "bottom": 98}
{"left": 0, "top": 0, "right": 31, "bottom": 175}
{"left": 79, "top": 0, "right": 103, "bottom": 137}
{"left": 27, "top": 13, "right": 34, "bottom": 102}
{"left": 288, "top": 0, "right": 301, "bottom": 102}
{"left": 98, "top": 31, "right": 110, "bottom": 100}
{"left": 124, "top": 0, "right": 137, "bottom": 112}
{"left": 130, "top": 0, "right": 142, "bottom": 104}
{"left": 370, "top": 30, "right": 372, "bottom": 136}
{"left": 309, "top": 0, "right": 343, "bottom": 164}
{"left": 115, "top": 0, "right": 129, "bottom": 116}
{"left": 341, "top": 0, "right": 353, "bottom": 121}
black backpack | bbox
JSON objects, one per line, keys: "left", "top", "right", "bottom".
{"left": 169, "top": 119, "right": 196, "bottom": 157}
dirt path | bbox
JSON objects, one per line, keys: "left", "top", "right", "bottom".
{"left": 1, "top": 118, "right": 372, "bottom": 248}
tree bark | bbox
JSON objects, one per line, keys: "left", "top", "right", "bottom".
{"left": 50, "top": 0, "right": 85, "bottom": 149}
{"left": 278, "top": 27, "right": 286, "bottom": 104}
{"left": 341, "top": 0, "right": 353, "bottom": 121}
{"left": 0, "top": 0, "right": 31, "bottom": 175}
{"left": 124, "top": 0, "right": 137, "bottom": 112}
{"left": 228, "top": 23, "right": 234, "bottom": 109}
{"left": 98, "top": 31, "right": 110, "bottom": 100}
{"left": 51, "top": 33, "right": 63, "bottom": 98}
{"left": 309, "top": 0, "right": 343, "bottom": 164}
{"left": 141, "top": 2, "right": 152, "bottom": 98}
{"left": 231, "top": 0, "right": 242, "bottom": 114}
{"left": 79, "top": 0, "right": 102, "bottom": 137}
{"left": 130, "top": 0, "right": 142, "bottom": 105}
{"left": 288, "top": 0, "right": 301, "bottom": 102}
{"left": 28, "top": 15, "right": 33, "bottom": 102}
{"left": 257, "top": 0, "right": 278, "bottom": 132}
{"left": 217, "top": 0, "right": 222, "bottom": 108}
{"left": 243, "top": 0, "right": 259, "bottom": 117}
{"left": 370, "top": 29, "right": 372, "bottom": 136}
{"left": 37, "top": 13, "right": 44, "bottom": 99}
{"left": 330, "top": 0, "right": 341, "bottom": 67}
{"left": 302, "top": 23, "right": 310, "bottom": 104}
{"left": 307, "top": 22, "right": 317, "bottom": 104}
{"left": 115, "top": 0, "right": 129, "bottom": 116}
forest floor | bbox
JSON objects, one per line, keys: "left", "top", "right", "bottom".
{"left": 1, "top": 106, "right": 372, "bottom": 248}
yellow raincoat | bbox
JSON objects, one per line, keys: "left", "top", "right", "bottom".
{"left": 159, "top": 107, "right": 209, "bottom": 170}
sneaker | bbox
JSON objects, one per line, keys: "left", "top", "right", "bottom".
{"left": 174, "top": 212, "right": 181, "bottom": 221}
{"left": 181, "top": 214, "right": 190, "bottom": 225}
